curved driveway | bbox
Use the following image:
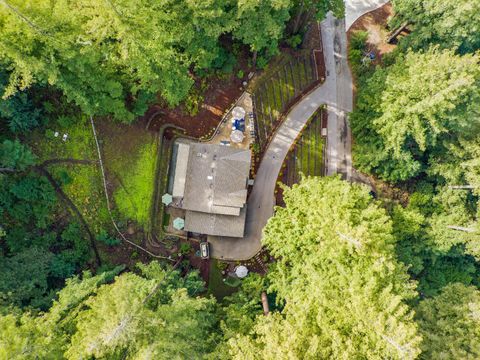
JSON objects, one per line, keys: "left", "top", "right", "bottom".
{"left": 209, "top": 1, "right": 388, "bottom": 260}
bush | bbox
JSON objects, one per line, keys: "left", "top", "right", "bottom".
{"left": 350, "top": 31, "right": 368, "bottom": 50}
{"left": 184, "top": 91, "right": 204, "bottom": 116}
{"left": 237, "top": 70, "right": 244, "bottom": 79}
{"left": 348, "top": 31, "right": 371, "bottom": 77}
{"left": 216, "top": 261, "right": 228, "bottom": 271}
{"left": 96, "top": 229, "right": 121, "bottom": 247}
{"left": 256, "top": 56, "right": 269, "bottom": 70}
{"left": 286, "top": 34, "right": 302, "bottom": 49}
{"left": 179, "top": 242, "right": 192, "bottom": 255}
{"left": 224, "top": 276, "right": 242, "bottom": 287}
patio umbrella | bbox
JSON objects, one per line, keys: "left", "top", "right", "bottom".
{"left": 234, "top": 265, "right": 248, "bottom": 278}
{"left": 173, "top": 217, "right": 185, "bottom": 230}
{"left": 162, "top": 193, "right": 173, "bottom": 205}
{"left": 232, "top": 106, "right": 246, "bottom": 119}
{"left": 230, "top": 130, "right": 245, "bottom": 143}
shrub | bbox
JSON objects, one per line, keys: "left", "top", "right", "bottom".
{"left": 96, "top": 229, "right": 121, "bottom": 247}
{"left": 179, "top": 242, "right": 192, "bottom": 255}
{"left": 286, "top": 34, "right": 302, "bottom": 49}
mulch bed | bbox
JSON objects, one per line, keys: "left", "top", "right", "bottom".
{"left": 142, "top": 61, "right": 250, "bottom": 138}
{"left": 347, "top": 3, "right": 396, "bottom": 63}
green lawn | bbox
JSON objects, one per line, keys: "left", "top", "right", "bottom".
{"left": 97, "top": 121, "right": 158, "bottom": 230}
{"left": 112, "top": 140, "right": 157, "bottom": 228}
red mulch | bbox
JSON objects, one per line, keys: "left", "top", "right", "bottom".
{"left": 141, "top": 66, "right": 249, "bottom": 138}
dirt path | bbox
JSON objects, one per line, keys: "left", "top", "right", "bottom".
{"left": 34, "top": 165, "right": 102, "bottom": 266}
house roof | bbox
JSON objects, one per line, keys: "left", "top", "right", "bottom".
{"left": 172, "top": 143, "right": 190, "bottom": 198}
{"left": 184, "top": 206, "right": 247, "bottom": 238}
{"left": 182, "top": 143, "right": 251, "bottom": 216}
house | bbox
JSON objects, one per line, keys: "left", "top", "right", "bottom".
{"left": 170, "top": 142, "right": 251, "bottom": 238}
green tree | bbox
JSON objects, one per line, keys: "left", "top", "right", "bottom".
{"left": 416, "top": 283, "right": 480, "bottom": 359}
{"left": 351, "top": 48, "right": 480, "bottom": 181}
{"left": 391, "top": 184, "right": 480, "bottom": 297}
{"left": 0, "top": 311, "right": 63, "bottom": 360}
{"left": 0, "top": 263, "right": 218, "bottom": 359}
{"left": 0, "top": 247, "right": 54, "bottom": 309}
{"left": 392, "top": 0, "right": 480, "bottom": 54}
{"left": 0, "top": 0, "right": 233, "bottom": 121}
{"left": 233, "top": 0, "right": 291, "bottom": 57}
{"left": 0, "top": 140, "right": 35, "bottom": 171}
{"left": 65, "top": 263, "right": 217, "bottom": 359}
{"left": 226, "top": 177, "right": 421, "bottom": 359}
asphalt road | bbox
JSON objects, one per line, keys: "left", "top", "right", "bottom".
{"left": 209, "top": 1, "right": 385, "bottom": 260}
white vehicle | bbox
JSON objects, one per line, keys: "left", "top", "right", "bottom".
{"left": 200, "top": 242, "right": 210, "bottom": 259}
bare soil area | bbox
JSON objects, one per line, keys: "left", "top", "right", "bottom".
{"left": 348, "top": 3, "right": 396, "bottom": 63}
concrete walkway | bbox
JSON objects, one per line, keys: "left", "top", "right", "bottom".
{"left": 345, "top": 0, "right": 390, "bottom": 30}
{"left": 209, "top": 1, "right": 386, "bottom": 260}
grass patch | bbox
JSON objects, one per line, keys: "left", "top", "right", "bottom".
{"left": 29, "top": 116, "right": 111, "bottom": 233}
{"left": 208, "top": 260, "right": 237, "bottom": 300}
{"left": 112, "top": 140, "right": 158, "bottom": 228}
{"left": 97, "top": 120, "right": 158, "bottom": 230}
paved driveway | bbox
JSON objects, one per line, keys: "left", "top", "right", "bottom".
{"left": 345, "top": 0, "right": 390, "bottom": 29}
{"left": 209, "top": 1, "right": 387, "bottom": 260}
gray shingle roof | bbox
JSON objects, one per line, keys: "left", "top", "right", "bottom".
{"left": 184, "top": 206, "right": 247, "bottom": 237}
{"left": 182, "top": 143, "right": 251, "bottom": 216}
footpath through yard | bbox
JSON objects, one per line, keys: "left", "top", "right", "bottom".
{"left": 209, "top": 1, "right": 386, "bottom": 260}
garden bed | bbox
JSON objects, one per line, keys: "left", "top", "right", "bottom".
{"left": 276, "top": 108, "right": 326, "bottom": 205}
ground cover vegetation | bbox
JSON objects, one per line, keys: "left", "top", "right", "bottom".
{"left": 279, "top": 108, "right": 325, "bottom": 187}
{"left": 252, "top": 52, "right": 319, "bottom": 151}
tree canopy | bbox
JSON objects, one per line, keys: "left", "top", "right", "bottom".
{"left": 416, "top": 283, "right": 480, "bottom": 359}
{"left": 351, "top": 48, "right": 480, "bottom": 181}
{"left": 392, "top": 0, "right": 480, "bottom": 54}
{"left": 226, "top": 177, "right": 421, "bottom": 359}
{"left": 0, "top": 0, "right": 341, "bottom": 121}
{"left": 0, "top": 263, "right": 218, "bottom": 359}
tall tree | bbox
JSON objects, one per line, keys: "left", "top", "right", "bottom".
{"left": 0, "top": 263, "right": 219, "bottom": 359}
{"left": 0, "top": 139, "right": 35, "bottom": 172}
{"left": 392, "top": 0, "right": 480, "bottom": 54}
{"left": 226, "top": 177, "right": 421, "bottom": 359}
{"left": 416, "top": 283, "right": 480, "bottom": 359}
{"left": 65, "top": 262, "right": 217, "bottom": 359}
{"left": 0, "top": 0, "right": 234, "bottom": 121}
{"left": 351, "top": 48, "right": 480, "bottom": 181}
{"left": 233, "top": 0, "right": 291, "bottom": 58}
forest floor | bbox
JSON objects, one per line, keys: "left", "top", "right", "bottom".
{"left": 347, "top": 3, "right": 396, "bottom": 63}
{"left": 143, "top": 49, "right": 251, "bottom": 138}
